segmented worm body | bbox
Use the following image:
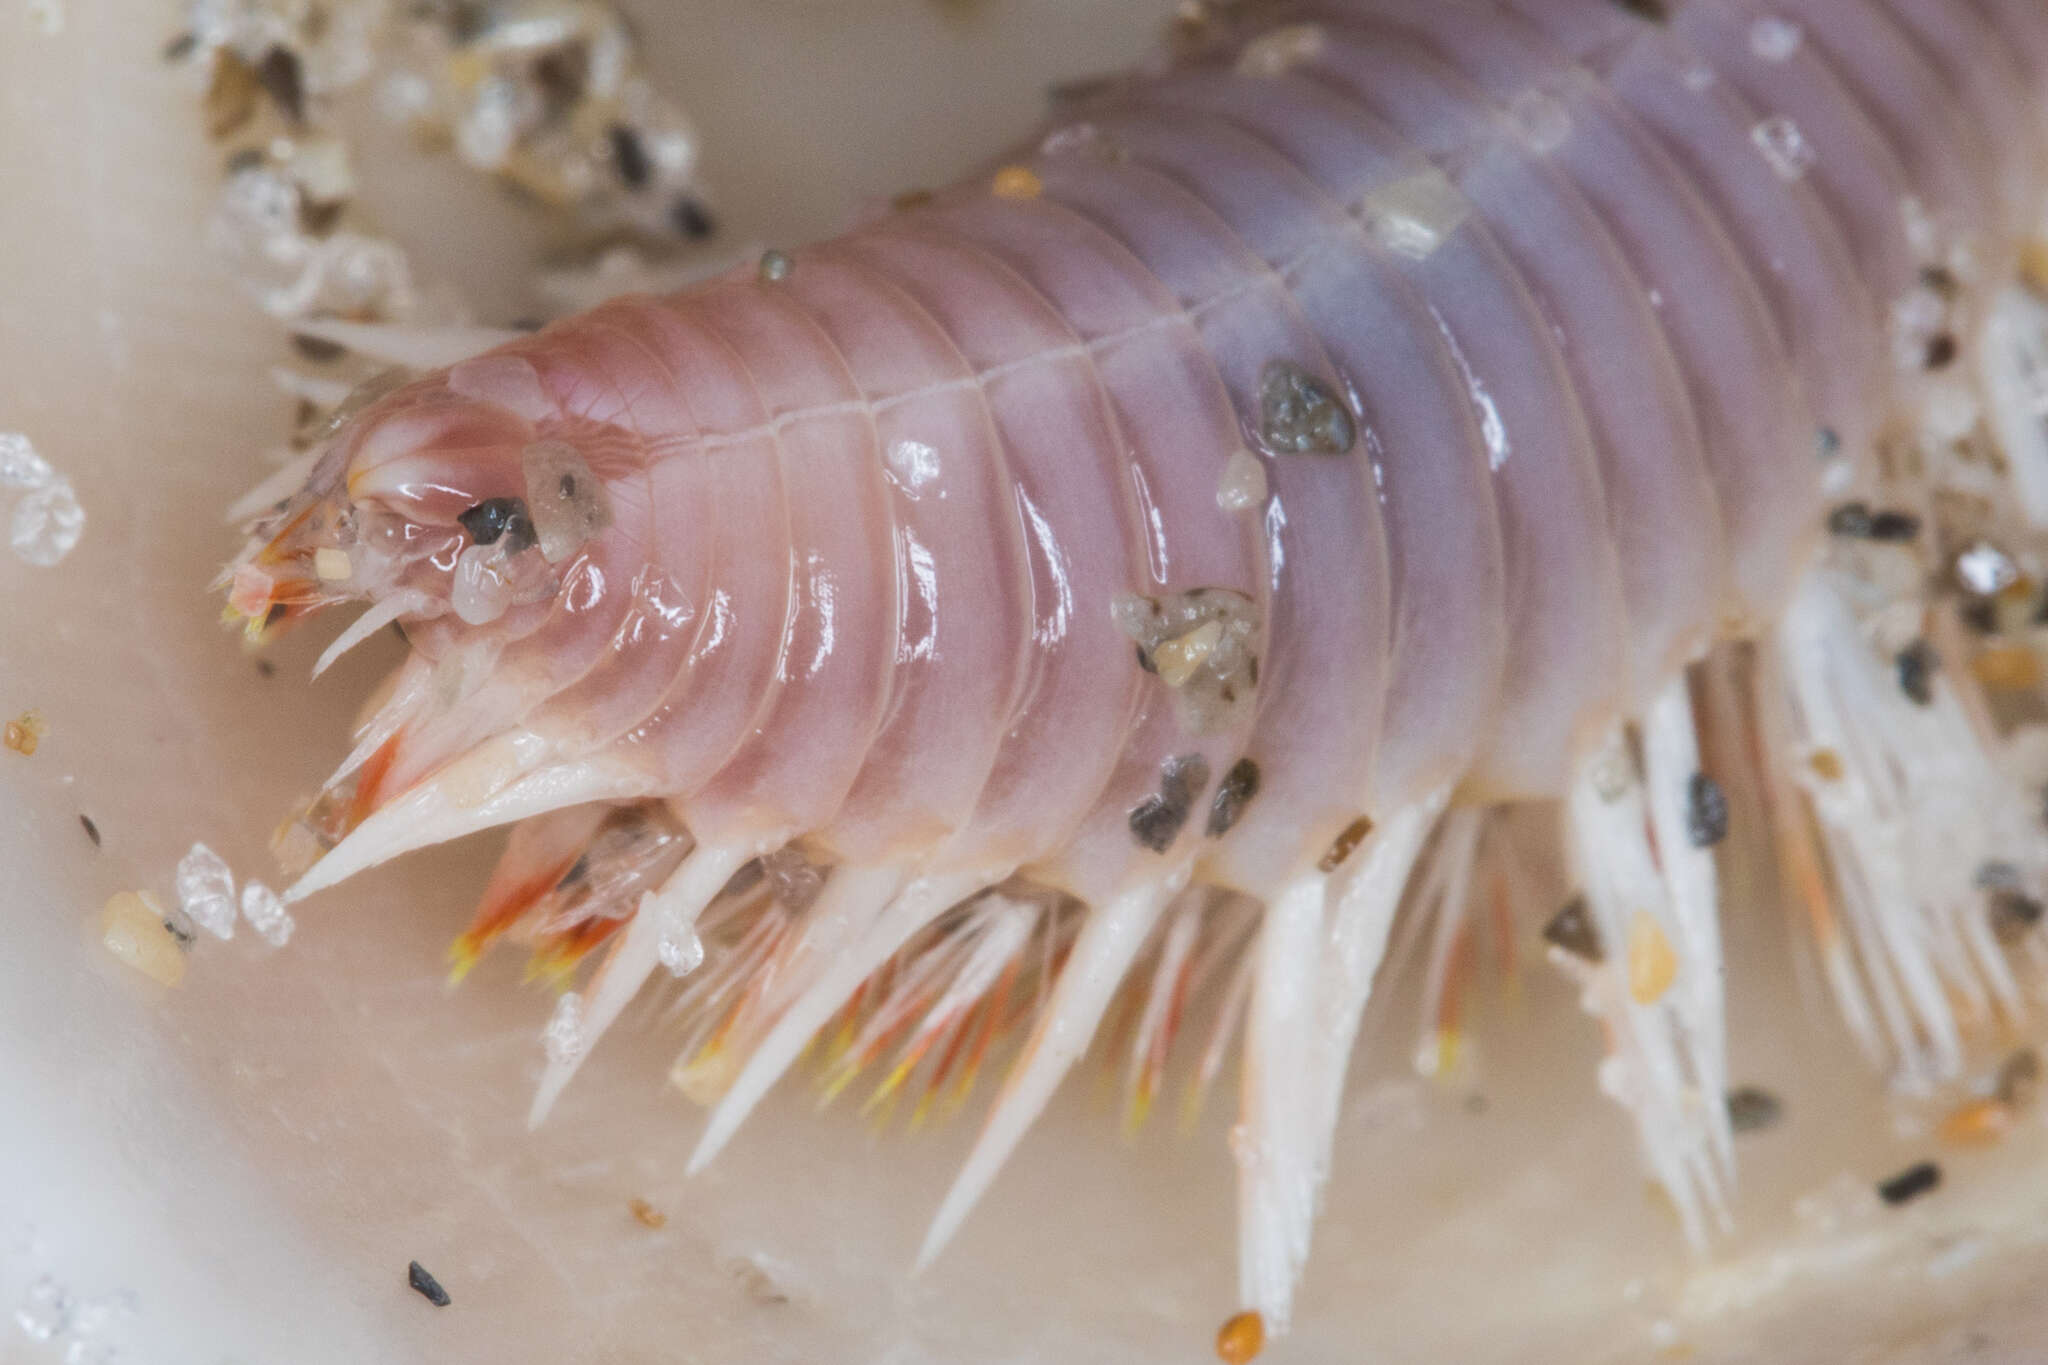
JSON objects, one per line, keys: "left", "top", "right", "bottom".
{"left": 227, "top": 0, "right": 2048, "bottom": 1338}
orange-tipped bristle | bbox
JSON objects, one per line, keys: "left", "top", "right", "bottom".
{"left": 525, "top": 915, "right": 625, "bottom": 983}
{"left": 450, "top": 858, "right": 585, "bottom": 984}
{"left": 347, "top": 731, "right": 405, "bottom": 831}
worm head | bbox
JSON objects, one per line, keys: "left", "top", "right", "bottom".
{"left": 222, "top": 357, "right": 614, "bottom": 646}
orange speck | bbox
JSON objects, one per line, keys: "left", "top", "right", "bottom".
{"left": 4, "top": 711, "right": 43, "bottom": 756}
{"left": 628, "top": 1197, "right": 667, "bottom": 1229}
{"left": 1627, "top": 912, "right": 1678, "bottom": 1005}
{"left": 1938, "top": 1097, "right": 2014, "bottom": 1148}
{"left": 1807, "top": 748, "right": 1845, "bottom": 783}
{"left": 2021, "top": 238, "right": 2048, "bottom": 294}
{"left": 1317, "top": 815, "right": 1374, "bottom": 873}
{"left": 1971, "top": 645, "right": 2043, "bottom": 693}
{"left": 1215, "top": 1309, "right": 1265, "bottom": 1364}
{"left": 991, "top": 165, "right": 1043, "bottom": 200}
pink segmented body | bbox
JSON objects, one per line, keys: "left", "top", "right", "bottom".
{"left": 229, "top": 0, "right": 2048, "bottom": 1339}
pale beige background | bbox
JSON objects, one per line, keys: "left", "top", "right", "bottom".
{"left": 3, "top": 4, "right": 2048, "bottom": 1361}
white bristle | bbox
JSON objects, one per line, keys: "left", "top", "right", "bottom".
{"left": 1564, "top": 723, "right": 1729, "bottom": 1248}
{"left": 1769, "top": 568, "right": 2045, "bottom": 1086}
{"left": 920, "top": 877, "right": 1176, "bottom": 1271}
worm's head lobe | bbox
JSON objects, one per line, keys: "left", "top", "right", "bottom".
{"left": 223, "top": 361, "right": 612, "bottom": 644}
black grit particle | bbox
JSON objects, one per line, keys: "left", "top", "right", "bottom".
{"left": 671, "top": 196, "right": 716, "bottom": 240}
{"left": 1997, "top": 1050, "right": 2041, "bottom": 1108}
{"left": 1924, "top": 333, "right": 1959, "bottom": 371}
{"left": 161, "top": 908, "right": 197, "bottom": 946}
{"left": 458, "top": 497, "right": 535, "bottom": 551}
{"left": 1828, "top": 502, "right": 1922, "bottom": 541}
{"left": 1128, "top": 754, "right": 1211, "bottom": 853}
{"left": 1827, "top": 502, "right": 1874, "bottom": 537}
{"left": 1257, "top": 361, "right": 1355, "bottom": 456}
{"left": 255, "top": 657, "right": 277, "bottom": 678}
{"left": 1206, "top": 758, "right": 1261, "bottom": 838}
{"left": 1990, "top": 888, "right": 2045, "bottom": 945}
{"left": 1685, "top": 773, "right": 1729, "bottom": 848}
{"left": 78, "top": 814, "right": 100, "bottom": 849}
{"left": 1896, "top": 640, "right": 1938, "bottom": 707}
{"left": 255, "top": 46, "right": 305, "bottom": 125}
{"left": 1725, "top": 1086, "right": 1783, "bottom": 1134}
{"left": 1542, "top": 897, "right": 1601, "bottom": 962}
{"left": 1877, "top": 1161, "right": 1941, "bottom": 1207}
{"left": 1920, "top": 265, "right": 1961, "bottom": 298}
{"left": 1610, "top": 0, "right": 1669, "bottom": 21}
{"left": 608, "top": 123, "right": 652, "bottom": 188}
{"left": 291, "top": 332, "right": 346, "bottom": 363}
{"left": 408, "top": 1261, "right": 452, "bottom": 1307}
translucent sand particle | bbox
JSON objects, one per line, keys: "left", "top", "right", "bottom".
{"left": 0, "top": 432, "right": 54, "bottom": 490}
{"left": 240, "top": 879, "right": 295, "bottom": 947}
{"left": 10, "top": 478, "right": 84, "bottom": 566}
{"left": 175, "top": 842, "right": 237, "bottom": 940}
{"left": 4, "top": 711, "right": 45, "bottom": 756}
{"left": 1215, "top": 450, "right": 1268, "bottom": 512}
{"left": 1234, "top": 23, "right": 1323, "bottom": 78}
{"left": 101, "top": 892, "right": 187, "bottom": 987}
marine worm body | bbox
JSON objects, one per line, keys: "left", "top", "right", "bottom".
{"left": 227, "top": 0, "right": 2048, "bottom": 1338}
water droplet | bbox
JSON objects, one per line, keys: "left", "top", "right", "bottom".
{"left": 884, "top": 438, "right": 941, "bottom": 495}
{"left": 450, "top": 542, "right": 514, "bottom": 625}
{"left": 1506, "top": 89, "right": 1571, "bottom": 154}
{"left": 656, "top": 905, "right": 703, "bottom": 977}
{"left": 1748, "top": 16, "right": 1803, "bottom": 62}
{"left": 1234, "top": 23, "right": 1324, "bottom": 78}
{"left": 1751, "top": 116, "right": 1816, "bottom": 181}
